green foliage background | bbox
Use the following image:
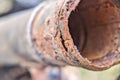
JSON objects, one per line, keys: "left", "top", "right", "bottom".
{"left": 78, "top": 64, "right": 120, "bottom": 80}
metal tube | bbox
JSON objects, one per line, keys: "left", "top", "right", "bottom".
{"left": 0, "top": 0, "right": 120, "bottom": 71}
{"left": 28, "top": 0, "right": 120, "bottom": 70}
{"left": 0, "top": 9, "right": 42, "bottom": 67}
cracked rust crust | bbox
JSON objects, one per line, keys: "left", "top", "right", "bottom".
{"left": 30, "top": 0, "right": 120, "bottom": 71}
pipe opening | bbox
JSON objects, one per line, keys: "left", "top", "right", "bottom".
{"left": 68, "top": 0, "right": 119, "bottom": 61}
{"left": 31, "top": 0, "right": 120, "bottom": 69}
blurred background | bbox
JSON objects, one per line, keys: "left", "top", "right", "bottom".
{"left": 0, "top": 0, "right": 44, "bottom": 16}
{"left": 0, "top": 0, "right": 120, "bottom": 80}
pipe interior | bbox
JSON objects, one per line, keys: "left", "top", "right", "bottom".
{"left": 68, "top": 0, "right": 117, "bottom": 60}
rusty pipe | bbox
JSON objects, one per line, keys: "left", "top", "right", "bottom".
{"left": 28, "top": 0, "right": 120, "bottom": 71}
{"left": 0, "top": 0, "right": 120, "bottom": 71}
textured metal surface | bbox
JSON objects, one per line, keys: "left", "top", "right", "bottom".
{"left": 0, "top": 0, "right": 120, "bottom": 71}
{"left": 29, "top": 0, "right": 120, "bottom": 70}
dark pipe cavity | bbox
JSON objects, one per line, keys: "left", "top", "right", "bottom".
{"left": 68, "top": 0, "right": 117, "bottom": 60}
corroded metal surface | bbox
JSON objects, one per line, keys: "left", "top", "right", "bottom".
{"left": 0, "top": 0, "right": 120, "bottom": 71}
{"left": 29, "top": 0, "right": 120, "bottom": 70}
